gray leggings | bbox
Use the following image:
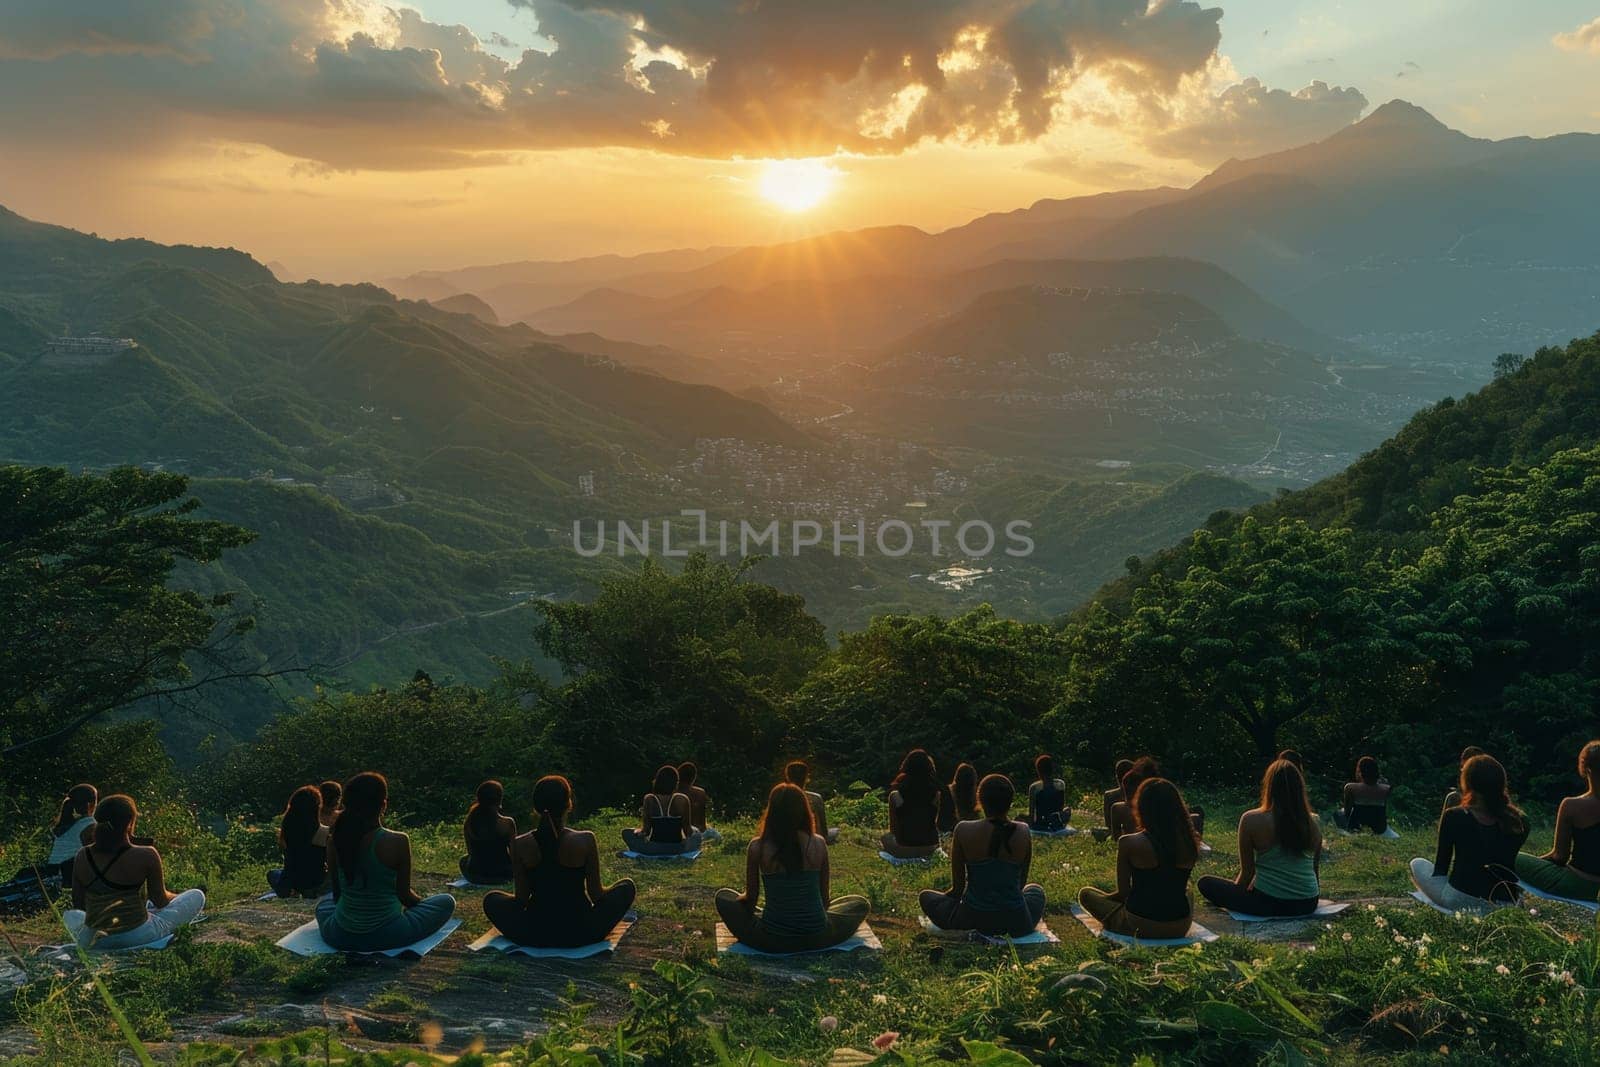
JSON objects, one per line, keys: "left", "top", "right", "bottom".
{"left": 316, "top": 893, "right": 455, "bottom": 952}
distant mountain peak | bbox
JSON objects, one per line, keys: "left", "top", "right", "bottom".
{"left": 1354, "top": 99, "right": 1452, "bottom": 134}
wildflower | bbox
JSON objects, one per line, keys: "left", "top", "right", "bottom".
{"left": 873, "top": 1032, "right": 900, "bottom": 1051}
{"left": 1394, "top": 933, "right": 1406, "bottom": 944}
{"left": 1374, "top": 916, "right": 1387, "bottom": 929}
{"left": 1390, "top": 956, "right": 1402, "bottom": 966}
{"left": 1366, "top": 904, "right": 1376, "bottom": 911}
{"left": 1439, "top": 1045, "right": 1450, "bottom": 1055}
{"left": 1496, "top": 964, "right": 1511, "bottom": 976}
{"left": 1342, "top": 932, "right": 1352, "bottom": 942}
{"left": 1530, "top": 907, "right": 1539, "bottom": 916}
{"left": 872, "top": 994, "right": 888, "bottom": 1006}
{"left": 819, "top": 1016, "right": 838, "bottom": 1032}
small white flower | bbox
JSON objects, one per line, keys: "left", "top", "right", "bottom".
{"left": 872, "top": 994, "right": 888, "bottom": 1006}
{"left": 1341, "top": 932, "right": 1353, "bottom": 942}
{"left": 1496, "top": 964, "right": 1511, "bottom": 976}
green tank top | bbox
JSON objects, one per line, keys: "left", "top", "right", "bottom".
{"left": 333, "top": 829, "right": 403, "bottom": 933}
{"left": 759, "top": 869, "right": 826, "bottom": 936}
{"left": 1253, "top": 845, "right": 1319, "bottom": 900}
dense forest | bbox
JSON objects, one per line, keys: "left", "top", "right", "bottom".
{"left": 4, "top": 332, "right": 1597, "bottom": 835}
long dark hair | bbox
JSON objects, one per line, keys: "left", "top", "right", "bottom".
{"left": 1035, "top": 754, "right": 1057, "bottom": 782}
{"left": 1356, "top": 756, "right": 1379, "bottom": 786}
{"left": 279, "top": 785, "right": 323, "bottom": 850}
{"left": 1134, "top": 778, "right": 1199, "bottom": 869}
{"left": 1462, "top": 755, "right": 1526, "bottom": 835}
{"left": 1580, "top": 741, "right": 1600, "bottom": 782}
{"left": 467, "top": 779, "right": 504, "bottom": 834}
{"left": 759, "top": 783, "right": 814, "bottom": 874}
{"left": 532, "top": 775, "right": 572, "bottom": 856}
{"left": 1260, "top": 759, "right": 1316, "bottom": 856}
{"left": 54, "top": 784, "right": 97, "bottom": 837}
{"left": 892, "top": 749, "right": 938, "bottom": 809}
{"left": 92, "top": 794, "right": 136, "bottom": 851}
{"left": 678, "top": 761, "right": 699, "bottom": 788}
{"left": 332, "top": 772, "right": 387, "bottom": 882}
{"left": 652, "top": 765, "right": 679, "bottom": 796}
{"left": 785, "top": 760, "right": 809, "bottom": 786}
{"left": 977, "top": 774, "right": 1018, "bottom": 857}
{"left": 950, "top": 763, "right": 978, "bottom": 816}
{"left": 319, "top": 780, "right": 342, "bottom": 819}
{"left": 1122, "top": 756, "right": 1161, "bottom": 800}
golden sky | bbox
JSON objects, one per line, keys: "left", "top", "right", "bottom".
{"left": 0, "top": 0, "right": 1595, "bottom": 279}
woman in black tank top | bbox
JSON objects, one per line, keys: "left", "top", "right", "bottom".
{"left": 459, "top": 780, "right": 516, "bottom": 883}
{"left": 1078, "top": 777, "right": 1199, "bottom": 939}
{"left": 1515, "top": 741, "right": 1600, "bottom": 903}
{"left": 485, "top": 776, "right": 636, "bottom": 947}
{"left": 621, "top": 766, "right": 704, "bottom": 855}
{"left": 881, "top": 750, "right": 943, "bottom": 858}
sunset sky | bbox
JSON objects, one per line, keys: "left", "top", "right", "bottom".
{"left": 1, "top": 0, "right": 1596, "bottom": 279}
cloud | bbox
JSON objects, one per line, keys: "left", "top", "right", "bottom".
{"left": 1146, "top": 76, "right": 1367, "bottom": 164}
{"left": 0, "top": 0, "right": 216, "bottom": 59}
{"left": 1553, "top": 17, "right": 1600, "bottom": 55}
{"left": 1023, "top": 153, "right": 1159, "bottom": 186}
{"left": 0, "top": 0, "right": 1365, "bottom": 173}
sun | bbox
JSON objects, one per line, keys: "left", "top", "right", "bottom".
{"left": 758, "top": 158, "right": 840, "bottom": 213}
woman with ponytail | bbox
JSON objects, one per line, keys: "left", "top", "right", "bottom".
{"left": 1410, "top": 754, "right": 1529, "bottom": 909}
{"left": 920, "top": 774, "right": 1047, "bottom": 937}
{"left": 458, "top": 780, "right": 516, "bottom": 884}
{"left": 45, "top": 784, "right": 98, "bottom": 880}
{"left": 63, "top": 795, "right": 205, "bottom": 950}
{"left": 483, "top": 775, "right": 636, "bottom": 947}
{"left": 315, "top": 772, "right": 456, "bottom": 951}
{"left": 716, "top": 783, "right": 869, "bottom": 952}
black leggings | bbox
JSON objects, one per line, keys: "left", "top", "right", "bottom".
{"left": 482, "top": 881, "right": 636, "bottom": 948}
{"left": 1196, "top": 876, "right": 1317, "bottom": 916}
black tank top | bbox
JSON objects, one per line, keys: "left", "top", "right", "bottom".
{"left": 896, "top": 792, "right": 939, "bottom": 846}
{"left": 1571, "top": 822, "right": 1600, "bottom": 877}
{"left": 1033, "top": 781, "right": 1066, "bottom": 831}
{"left": 1126, "top": 862, "right": 1192, "bottom": 922}
{"left": 280, "top": 836, "right": 327, "bottom": 895}
{"left": 529, "top": 831, "right": 590, "bottom": 912}
{"left": 1346, "top": 802, "right": 1388, "bottom": 834}
{"left": 646, "top": 795, "right": 684, "bottom": 844}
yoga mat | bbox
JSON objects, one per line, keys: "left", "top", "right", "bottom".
{"left": 1407, "top": 890, "right": 1509, "bottom": 916}
{"left": 1338, "top": 827, "right": 1402, "bottom": 840}
{"left": 276, "top": 917, "right": 461, "bottom": 958}
{"left": 52, "top": 934, "right": 176, "bottom": 955}
{"left": 877, "top": 849, "right": 945, "bottom": 865}
{"left": 715, "top": 921, "right": 882, "bottom": 956}
{"left": 917, "top": 914, "right": 1059, "bottom": 945}
{"left": 447, "top": 877, "right": 509, "bottom": 889}
{"left": 617, "top": 849, "right": 701, "bottom": 861}
{"left": 1515, "top": 882, "right": 1600, "bottom": 912}
{"left": 468, "top": 914, "right": 637, "bottom": 958}
{"left": 1225, "top": 900, "right": 1350, "bottom": 922}
{"left": 1069, "top": 904, "right": 1217, "bottom": 946}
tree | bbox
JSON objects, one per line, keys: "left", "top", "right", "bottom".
{"left": 786, "top": 606, "right": 1071, "bottom": 788}
{"left": 1058, "top": 518, "right": 1417, "bottom": 771}
{"left": 1, "top": 465, "right": 258, "bottom": 758}
{"left": 1492, "top": 352, "right": 1526, "bottom": 379}
{"left": 522, "top": 555, "right": 827, "bottom": 807}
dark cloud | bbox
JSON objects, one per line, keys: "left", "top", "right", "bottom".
{"left": 1147, "top": 77, "right": 1367, "bottom": 164}
{"left": 0, "top": 0, "right": 1364, "bottom": 172}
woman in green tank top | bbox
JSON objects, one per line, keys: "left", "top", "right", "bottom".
{"left": 316, "top": 773, "right": 456, "bottom": 952}
{"left": 715, "top": 783, "right": 869, "bottom": 953}
{"left": 1198, "top": 759, "right": 1323, "bottom": 917}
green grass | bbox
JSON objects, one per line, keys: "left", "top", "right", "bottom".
{"left": 1, "top": 792, "right": 1594, "bottom": 1065}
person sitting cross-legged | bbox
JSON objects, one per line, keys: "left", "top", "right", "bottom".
{"left": 459, "top": 779, "right": 516, "bottom": 884}
{"left": 268, "top": 785, "right": 328, "bottom": 898}
{"left": 920, "top": 774, "right": 1047, "bottom": 938}
{"left": 1078, "top": 776, "right": 1200, "bottom": 939}
{"left": 1514, "top": 741, "right": 1600, "bottom": 903}
{"left": 1410, "top": 754, "right": 1528, "bottom": 910}
{"left": 1027, "top": 754, "right": 1071, "bottom": 832}
{"left": 483, "top": 775, "right": 636, "bottom": 947}
{"left": 1197, "top": 759, "right": 1323, "bottom": 917}
{"left": 64, "top": 795, "right": 206, "bottom": 950}
{"left": 1091, "top": 759, "right": 1135, "bottom": 843}
{"left": 880, "top": 749, "right": 943, "bottom": 859}
{"left": 1338, "top": 756, "right": 1392, "bottom": 835}
{"left": 316, "top": 772, "right": 456, "bottom": 951}
{"left": 621, "top": 766, "right": 703, "bottom": 856}
{"left": 715, "top": 783, "right": 869, "bottom": 953}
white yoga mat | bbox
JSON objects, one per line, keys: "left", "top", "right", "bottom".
{"left": 1338, "top": 827, "right": 1402, "bottom": 840}
{"left": 877, "top": 849, "right": 945, "bottom": 865}
{"left": 1516, "top": 881, "right": 1600, "bottom": 912}
{"left": 469, "top": 915, "right": 637, "bottom": 958}
{"left": 1226, "top": 900, "right": 1350, "bottom": 922}
{"left": 617, "top": 849, "right": 701, "bottom": 861}
{"left": 276, "top": 917, "right": 461, "bottom": 958}
{"left": 447, "top": 877, "right": 509, "bottom": 888}
{"left": 917, "top": 914, "right": 1059, "bottom": 945}
{"left": 1407, "top": 889, "right": 1509, "bottom": 916}
{"left": 1069, "top": 904, "right": 1217, "bottom": 946}
{"left": 715, "top": 921, "right": 882, "bottom": 956}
